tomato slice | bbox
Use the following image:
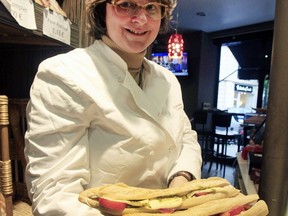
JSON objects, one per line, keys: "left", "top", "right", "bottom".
{"left": 194, "top": 192, "right": 210, "bottom": 197}
{"left": 219, "top": 206, "right": 246, "bottom": 216}
{"left": 158, "top": 208, "right": 176, "bottom": 214}
{"left": 98, "top": 197, "right": 127, "bottom": 211}
{"left": 229, "top": 206, "right": 246, "bottom": 216}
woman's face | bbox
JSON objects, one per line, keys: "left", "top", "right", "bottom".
{"left": 106, "top": 0, "right": 162, "bottom": 53}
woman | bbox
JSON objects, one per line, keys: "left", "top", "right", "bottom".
{"left": 25, "top": 0, "right": 202, "bottom": 215}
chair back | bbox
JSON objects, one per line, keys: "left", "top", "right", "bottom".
{"left": 9, "top": 99, "right": 29, "bottom": 172}
{"left": 212, "top": 112, "right": 232, "bottom": 135}
{"left": 192, "top": 110, "right": 208, "bottom": 131}
{"left": 212, "top": 112, "right": 232, "bottom": 128}
{"left": 8, "top": 98, "right": 29, "bottom": 202}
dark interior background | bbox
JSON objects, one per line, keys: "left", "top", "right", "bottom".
{"left": 0, "top": 1, "right": 274, "bottom": 119}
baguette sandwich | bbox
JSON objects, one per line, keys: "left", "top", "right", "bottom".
{"left": 79, "top": 177, "right": 240, "bottom": 215}
{"left": 124, "top": 194, "right": 268, "bottom": 216}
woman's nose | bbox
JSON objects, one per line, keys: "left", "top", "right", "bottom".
{"left": 131, "top": 9, "right": 148, "bottom": 24}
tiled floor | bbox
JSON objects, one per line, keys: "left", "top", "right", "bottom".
{"left": 201, "top": 159, "right": 236, "bottom": 185}
{"left": 201, "top": 143, "right": 239, "bottom": 186}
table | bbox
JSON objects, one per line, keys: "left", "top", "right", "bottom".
{"left": 235, "top": 153, "right": 258, "bottom": 195}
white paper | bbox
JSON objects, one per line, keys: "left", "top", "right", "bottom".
{"left": 8, "top": 0, "right": 37, "bottom": 30}
{"left": 1, "top": 0, "right": 12, "bottom": 12}
{"left": 43, "top": 8, "right": 71, "bottom": 45}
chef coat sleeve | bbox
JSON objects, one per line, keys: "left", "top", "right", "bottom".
{"left": 168, "top": 110, "right": 202, "bottom": 180}
{"left": 24, "top": 64, "right": 102, "bottom": 215}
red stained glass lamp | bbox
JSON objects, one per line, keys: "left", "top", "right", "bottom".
{"left": 168, "top": 33, "right": 184, "bottom": 59}
{"left": 168, "top": 12, "right": 184, "bottom": 59}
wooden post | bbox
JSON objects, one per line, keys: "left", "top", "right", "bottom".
{"left": 0, "top": 95, "right": 13, "bottom": 216}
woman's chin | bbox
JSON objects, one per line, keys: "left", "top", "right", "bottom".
{"left": 129, "top": 40, "right": 152, "bottom": 52}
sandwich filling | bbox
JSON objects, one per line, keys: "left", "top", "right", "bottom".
{"left": 87, "top": 186, "right": 235, "bottom": 212}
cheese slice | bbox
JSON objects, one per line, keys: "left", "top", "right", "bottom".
{"left": 149, "top": 197, "right": 183, "bottom": 209}
{"left": 104, "top": 196, "right": 184, "bottom": 210}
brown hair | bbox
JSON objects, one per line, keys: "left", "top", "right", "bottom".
{"left": 86, "top": 0, "right": 176, "bottom": 39}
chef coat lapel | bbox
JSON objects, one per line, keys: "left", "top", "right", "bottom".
{"left": 122, "top": 69, "right": 171, "bottom": 122}
{"left": 95, "top": 41, "right": 171, "bottom": 122}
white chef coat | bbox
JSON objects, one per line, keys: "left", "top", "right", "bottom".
{"left": 25, "top": 40, "right": 202, "bottom": 215}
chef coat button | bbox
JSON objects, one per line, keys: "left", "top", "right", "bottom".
{"left": 117, "top": 76, "right": 123, "bottom": 82}
{"left": 149, "top": 151, "right": 155, "bottom": 156}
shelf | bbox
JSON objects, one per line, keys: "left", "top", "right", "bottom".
{"left": 0, "top": 2, "right": 79, "bottom": 47}
{"left": 236, "top": 152, "right": 258, "bottom": 195}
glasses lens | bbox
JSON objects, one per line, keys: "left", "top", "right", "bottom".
{"left": 145, "top": 2, "right": 165, "bottom": 19}
{"left": 114, "top": 0, "right": 138, "bottom": 16}
{"left": 113, "top": 0, "right": 167, "bottom": 20}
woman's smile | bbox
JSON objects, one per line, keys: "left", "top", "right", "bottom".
{"left": 126, "top": 28, "right": 148, "bottom": 35}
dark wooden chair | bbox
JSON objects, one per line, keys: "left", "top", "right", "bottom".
{"left": 0, "top": 96, "right": 32, "bottom": 215}
{"left": 191, "top": 110, "right": 213, "bottom": 164}
{"left": 208, "top": 111, "right": 242, "bottom": 177}
{"left": 8, "top": 98, "right": 29, "bottom": 203}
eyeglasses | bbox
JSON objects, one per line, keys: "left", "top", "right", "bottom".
{"left": 106, "top": 0, "right": 169, "bottom": 20}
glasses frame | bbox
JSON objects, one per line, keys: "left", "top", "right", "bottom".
{"left": 106, "top": 0, "right": 169, "bottom": 20}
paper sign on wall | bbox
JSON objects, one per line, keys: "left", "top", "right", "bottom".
{"left": 42, "top": 8, "right": 71, "bottom": 45}
{"left": 1, "top": 0, "right": 37, "bottom": 30}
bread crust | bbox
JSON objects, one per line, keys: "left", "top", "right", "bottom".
{"left": 79, "top": 177, "right": 230, "bottom": 202}
{"left": 180, "top": 185, "right": 239, "bottom": 209}
{"left": 123, "top": 194, "right": 268, "bottom": 216}
{"left": 238, "top": 200, "right": 269, "bottom": 216}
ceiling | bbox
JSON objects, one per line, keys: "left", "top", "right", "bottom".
{"left": 174, "top": 0, "right": 276, "bottom": 33}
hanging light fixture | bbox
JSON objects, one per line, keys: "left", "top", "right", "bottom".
{"left": 168, "top": 13, "right": 184, "bottom": 59}
{"left": 168, "top": 34, "right": 184, "bottom": 59}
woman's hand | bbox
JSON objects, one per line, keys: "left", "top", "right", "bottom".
{"left": 168, "top": 176, "right": 189, "bottom": 188}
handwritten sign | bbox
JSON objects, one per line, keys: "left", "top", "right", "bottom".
{"left": 43, "top": 8, "right": 71, "bottom": 45}
{"left": 1, "top": 0, "right": 37, "bottom": 29}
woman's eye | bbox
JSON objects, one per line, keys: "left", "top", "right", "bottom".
{"left": 118, "top": 1, "right": 136, "bottom": 9}
{"left": 146, "top": 4, "right": 158, "bottom": 12}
